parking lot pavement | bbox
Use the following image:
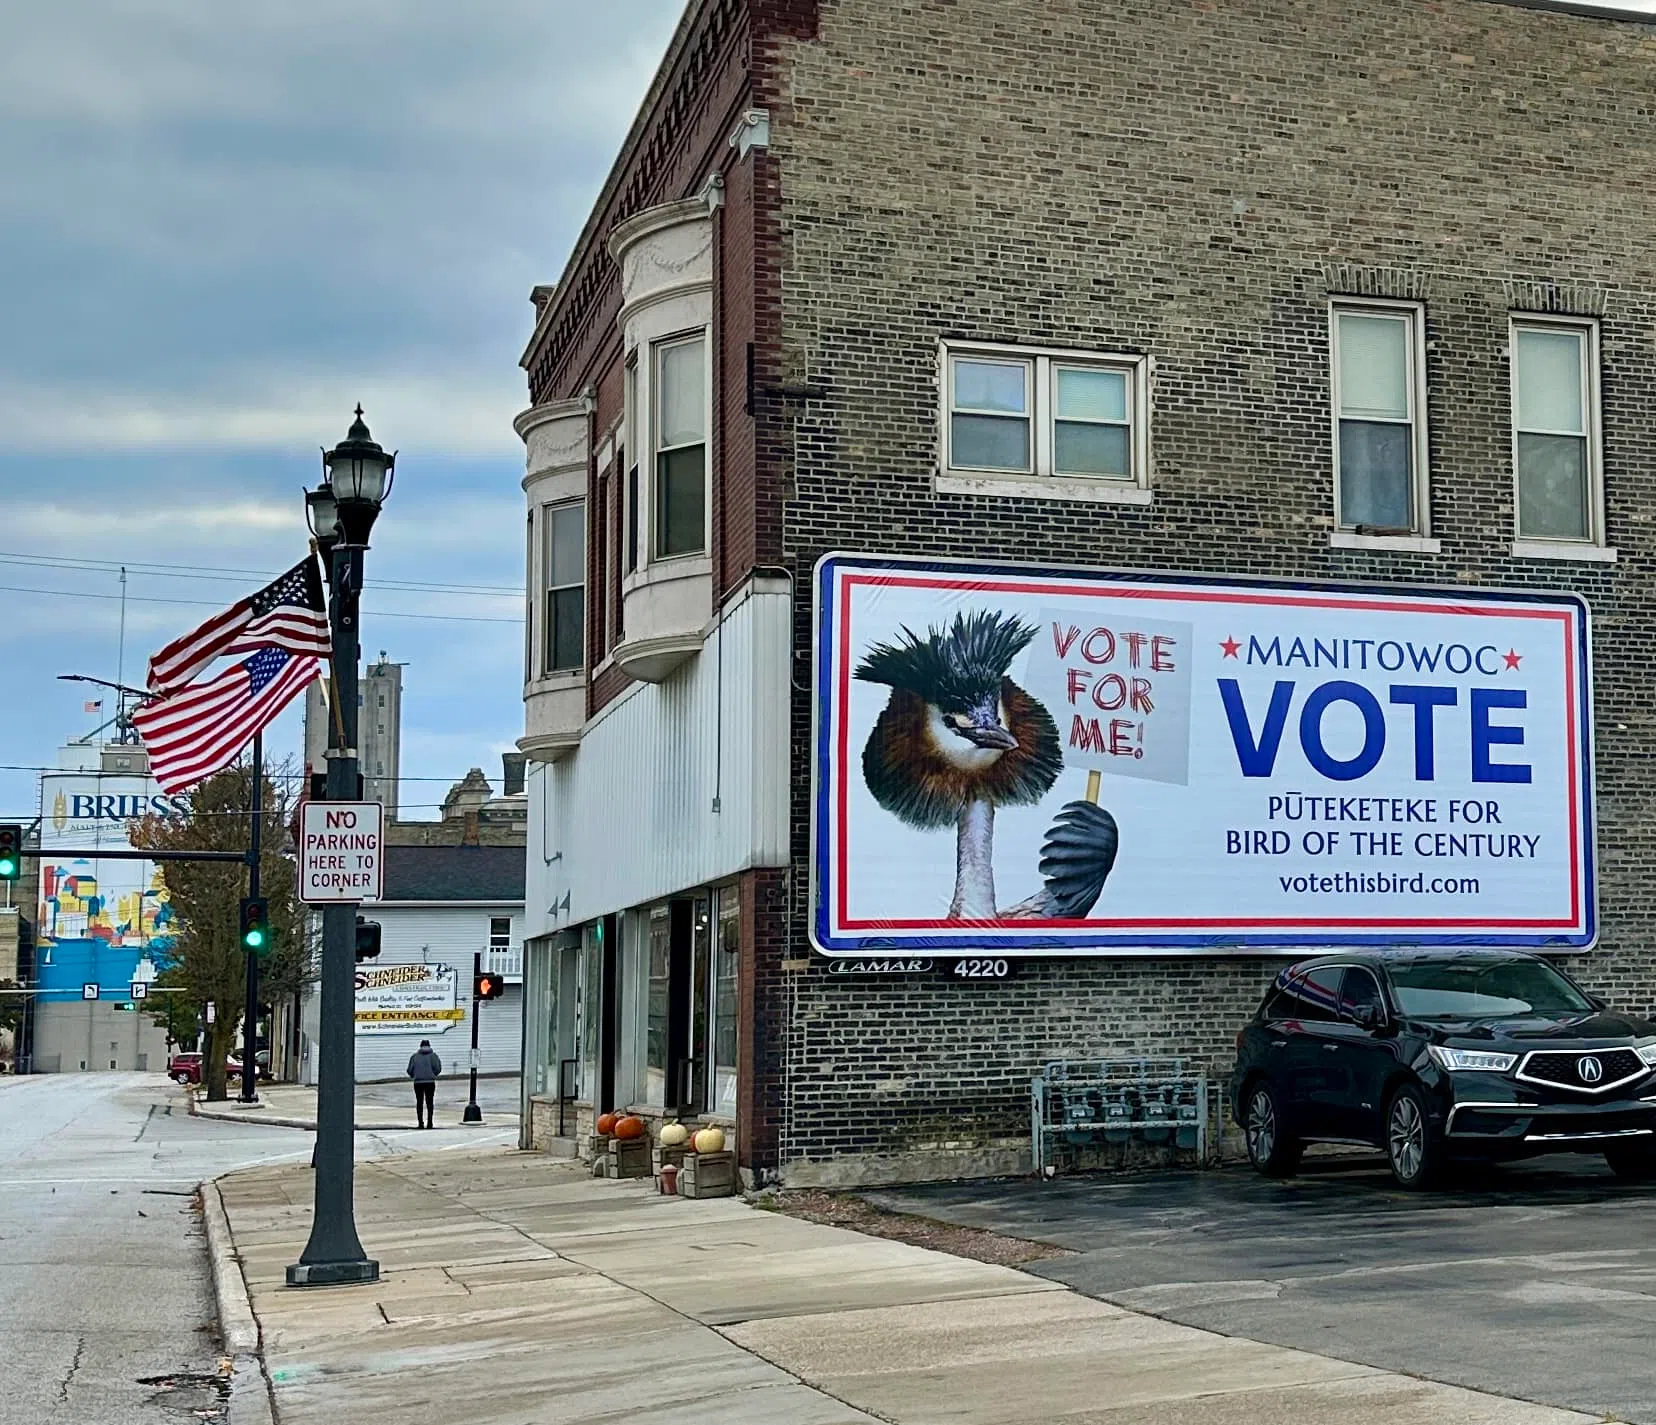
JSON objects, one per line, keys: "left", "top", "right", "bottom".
{"left": 870, "top": 1153, "right": 1656, "bottom": 1425}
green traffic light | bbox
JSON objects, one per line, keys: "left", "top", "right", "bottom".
{"left": 0, "top": 857, "right": 16, "bottom": 879}
{"left": 244, "top": 928, "right": 266, "bottom": 950}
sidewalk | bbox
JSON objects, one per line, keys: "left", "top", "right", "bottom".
{"left": 214, "top": 1149, "right": 1598, "bottom": 1424}
{"left": 192, "top": 1080, "right": 520, "bottom": 1133}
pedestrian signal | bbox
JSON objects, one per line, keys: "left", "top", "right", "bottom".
{"left": 474, "top": 972, "right": 505, "bottom": 1001}
{"left": 354, "top": 917, "right": 382, "bottom": 962}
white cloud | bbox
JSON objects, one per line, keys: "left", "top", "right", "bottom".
{"left": 0, "top": 372, "right": 524, "bottom": 456}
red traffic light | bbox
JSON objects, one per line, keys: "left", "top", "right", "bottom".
{"left": 474, "top": 972, "right": 504, "bottom": 1001}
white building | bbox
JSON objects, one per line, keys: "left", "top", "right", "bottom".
{"left": 298, "top": 843, "right": 525, "bottom": 1084}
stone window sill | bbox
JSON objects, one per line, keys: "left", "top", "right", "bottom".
{"left": 934, "top": 471, "right": 1153, "bottom": 505}
{"left": 1511, "top": 539, "right": 1617, "bottom": 564}
{"left": 1329, "top": 530, "right": 1442, "bottom": 554}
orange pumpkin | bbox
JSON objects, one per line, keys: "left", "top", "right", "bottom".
{"left": 595, "top": 1112, "right": 618, "bottom": 1136}
{"left": 613, "top": 1115, "right": 646, "bottom": 1140}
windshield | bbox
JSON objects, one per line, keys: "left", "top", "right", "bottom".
{"left": 1388, "top": 958, "right": 1596, "bottom": 1020}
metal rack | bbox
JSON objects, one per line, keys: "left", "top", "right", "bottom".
{"left": 1031, "top": 1057, "right": 1209, "bottom": 1175}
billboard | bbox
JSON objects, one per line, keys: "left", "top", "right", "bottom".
{"left": 812, "top": 555, "right": 1594, "bottom": 956}
{"left": 354, "top": 962, "right": 463, "bottom": 1036}
{"left": 37, "top": 770, "right": 182, "bottom": 958}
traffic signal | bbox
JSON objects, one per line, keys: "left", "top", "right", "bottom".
{"left": 239, "top": 897, "right": 271, "bottom": 955}
{"left": 354, "top": 917, "right": 382, "bottom": 963}
{"left": 474, "top": 971, "right": 505, "bottom": 1001}
{"left": 0, "top": 824, "right": 21, "bottom": 882}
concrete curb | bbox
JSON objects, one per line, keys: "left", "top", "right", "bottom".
{"left": 201, "top": 1179, "right": 275, "bottom": 1425}
{"left": 190, "top": 1102, "right": 513, "bottom": 1132}
{"left": 201, "top": 1179, "right": 259, "bottom": 1355}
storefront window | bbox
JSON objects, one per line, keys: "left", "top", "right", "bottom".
{"left": 580, "top": 922, "right": 602, "bottom": 1103}
{"left": 644, "top": 906, "right": 670, "bottom": 1105}
{"left": 713, "top": 889, "right": 738, "bottom": 1118}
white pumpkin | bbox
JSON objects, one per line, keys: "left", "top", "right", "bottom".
{"left": 659, "top": 1122, "right": 690, "bottom": 1147}
{"left": 693, "top": 1126, "right": 725, "bottom": 1154}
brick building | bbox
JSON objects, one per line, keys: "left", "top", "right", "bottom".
{"left": 515, "top": 0, "right": 1656, "bottom": 1185}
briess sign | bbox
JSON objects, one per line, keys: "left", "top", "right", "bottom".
{"left": 812, "top": 554, "right": 1594, "bottom": 955}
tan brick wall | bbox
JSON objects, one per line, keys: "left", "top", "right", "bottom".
{"left": 763, "top": 0, "right": 1656, "bottom": 1172}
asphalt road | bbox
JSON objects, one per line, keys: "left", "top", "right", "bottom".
{"left": 0, "top": 1072, "right": 518, "bottom": 1425}
{"left": 872, "top": 1153, "right": 1656, "bottom": 1424}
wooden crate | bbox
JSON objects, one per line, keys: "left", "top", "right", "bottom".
{"left": 679, "top": 1150, "right": 737, "bottom": 1198}
{"left": 603, "top": 1137, "right": 652, "bottom": 1179}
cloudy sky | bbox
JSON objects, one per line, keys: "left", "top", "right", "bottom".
{"left": 0, "top": 1, "right": 683, "bottom": 820}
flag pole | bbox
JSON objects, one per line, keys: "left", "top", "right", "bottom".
{"left": 238, "top": 733, "right": 263, "bottom": 1104}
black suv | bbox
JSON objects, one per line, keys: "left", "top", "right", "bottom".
{"left": 1232, "top": 950, "right": 1656, "bottom": 1188}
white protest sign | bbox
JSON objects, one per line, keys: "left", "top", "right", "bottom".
{"left": 300, "top": 801, "right": 384, "bottom": 904}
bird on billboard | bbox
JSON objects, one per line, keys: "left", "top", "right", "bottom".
{"left": 856, "top": 610, "right": 1119, "bottom": 920}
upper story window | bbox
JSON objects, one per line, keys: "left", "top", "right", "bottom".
{"left": 653, "top": 336, "right": 707, "bottom": 559}
{"left": 1511, "top": 317, "right": 1601, "bottom": 545}
{"left": 1330, "top": 301, "right": 1429, "bottom": 534}
{"left": 542, "top": 499, "right": 584, "bottom": 675}
{"left": 624, "top": 357, "right": 640, "bottom": 574}
{"left": 942, "top": 341, "right": 1148, "bottom": 486}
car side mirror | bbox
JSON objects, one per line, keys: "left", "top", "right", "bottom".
{"left": 1351, "top": 1004, "right": 1384, "bottom": 1031}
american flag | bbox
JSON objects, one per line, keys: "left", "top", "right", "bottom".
{"left": 134, "top": 646, "right": 322, "bottom": 795}
{"left": 146, "top": 555, "right": 329, "bottom": 695}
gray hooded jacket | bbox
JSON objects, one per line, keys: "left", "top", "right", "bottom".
{"left": 406, "top": 1047, "right": 443, "bottom": 1083}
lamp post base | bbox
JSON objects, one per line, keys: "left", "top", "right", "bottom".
{"left": 462, "top": 1103, "right": 483, "bottom": 1124}
{"left": 285, "top": 1258, "right": 380, "bottom": 1288}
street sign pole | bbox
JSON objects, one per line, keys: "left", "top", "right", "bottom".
{"left": 238, "top": 732, "right": 262, "bottom": 1105}
{"left": 463, "top": 951, "right": 483, "bottom": 1124}
{"left": 288, "top": 540, "right": 378, "bottom": 1289}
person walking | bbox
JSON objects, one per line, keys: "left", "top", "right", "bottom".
{"left": 407, "top": 1039, "right": 443, "bottom": 1128}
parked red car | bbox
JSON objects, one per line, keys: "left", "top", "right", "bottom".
{"left": 167, "top": 1051, "right": 266, "bottom": 1084}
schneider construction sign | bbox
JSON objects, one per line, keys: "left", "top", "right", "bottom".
{"left": 354, "top": 962, "right": 462, "bottom": 1036}
{"left": 299, "top": 800, "right": 383, "bottom": 904}
{"left": 812, "top": 554, "right": 1594, "bottom": 956}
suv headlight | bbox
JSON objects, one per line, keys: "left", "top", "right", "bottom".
{"left": 1635, "top": 1042, "right": 1656, "bottom": 1069}
{"left": 1429, "top": 1046, "right": 1518, "bottom": 1073}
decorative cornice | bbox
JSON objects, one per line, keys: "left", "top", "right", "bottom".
{"left": 520, "top": 0, "right": 744, "bottom": 390}
{"left": 607, "top": 196, "right": 713, "bottom": 264}
{"left": 513, "top": 398, "right": 588, "bottom": 443}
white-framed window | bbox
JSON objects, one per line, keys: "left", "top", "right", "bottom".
{"left": 624, "top": 356, "right": 640, "bottom": 574}
{"left": 941, "top": 341, "right": 1148, "bottom": 484}
{"left": 652, "top": 335, "right": 707, "bottom": 559}
{"left": 1511, "top": 316, "right": 1602, "bottom": 545}
{"left": 1329, "top": 300, "right": 1430, "bottom": 534}
{"left": 542, "top": 499, "right": 584, "bottom": 675}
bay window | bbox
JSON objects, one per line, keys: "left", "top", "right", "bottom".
{"left": 542, "top": 499, "right": 584, "bottom": 674}
{"left": 653, "top": 336, "right": 707, "bottom": 558}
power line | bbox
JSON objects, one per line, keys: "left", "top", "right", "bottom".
{"left": 0, "top": 763, "right": 515, "bottom": 782}
{"left": 0, "top": 582, "right": 523, "bottom": 624}
{"left": 0, "top": 550, "right": 521, "bottom": 597}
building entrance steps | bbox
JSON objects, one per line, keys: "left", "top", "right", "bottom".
{"left": 213, "top": 1148, "right": 1596, "bottom": 1424}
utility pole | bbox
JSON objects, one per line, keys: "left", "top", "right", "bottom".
{"left": 237, "top": 733, "right": 262, "bottom": 1104}
{"left": 464, "top": 951, "right": 483, "bottom": 1124}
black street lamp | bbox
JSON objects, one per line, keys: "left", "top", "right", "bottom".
{"left": 287, "top": 406, "right": 395, "bottom": 1289}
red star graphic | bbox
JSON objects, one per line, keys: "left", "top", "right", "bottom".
{"left": 1503, "top": 648, "right": 1522, "bottom": 671}
{"left": 1220, "top": 636, "right": 1241, "bottom": 659}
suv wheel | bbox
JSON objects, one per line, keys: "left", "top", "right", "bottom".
{"left": 1604, "top": 1140, "right": 1656, "bottom": 1182}
{"left": 1385, "top": 1082, "right": 1440, "bottom": 1190}
{"left": 1244, "top": 1080, "right": 1302, "bottom": 1177}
